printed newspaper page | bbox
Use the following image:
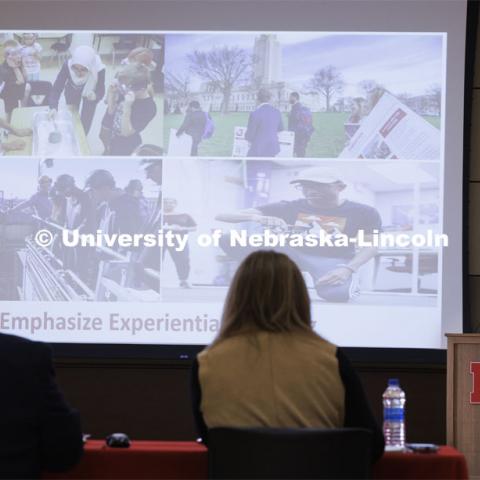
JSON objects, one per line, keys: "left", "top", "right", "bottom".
{"left": 340, "top": 92, "right": 440, "bottom": 160}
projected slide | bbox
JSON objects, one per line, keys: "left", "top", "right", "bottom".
{"left": 0, "top": 29, "right": 452, "bottom": 349}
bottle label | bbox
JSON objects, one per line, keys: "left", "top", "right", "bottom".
{"left": 384, "top": 407, "right": 404, "bottom": 422}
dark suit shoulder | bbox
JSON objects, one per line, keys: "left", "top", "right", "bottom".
{"left": 0, "top": 332, "right": 35, "bottom": 346}
{"left": 0, "top": 333, "right": 51, "bottom": 367}
{"left": 259, "top": 103, "right": 280, "bottom": 113}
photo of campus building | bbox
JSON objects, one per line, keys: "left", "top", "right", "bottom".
{"left": 164, "top": 32, "right": 443, "bottom": 159}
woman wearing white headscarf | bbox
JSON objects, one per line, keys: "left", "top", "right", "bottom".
{"left": 49, "top": 45, "right": 106, "bottom": 134}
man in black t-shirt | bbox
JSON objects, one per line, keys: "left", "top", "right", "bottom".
{"left": 163, "top": 197, "right": 197, "bottom": 288}
{"left": 101, "top": 64, "right": 157, "bottom": 156}
{"left": 216, "top": 167, "right": 381, "bottom": 302}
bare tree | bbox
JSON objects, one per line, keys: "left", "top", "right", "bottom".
{"left": 165, "top": 71, "right": 192, "bottom": 113}
{"left": 306, "top": 66, "right": 344, "bottom": 112}
{"left": 333, "top": 97, "right": 345, "bottom": 113}
{"left": 188, "top": 46, "right": 251, "bottom": 113}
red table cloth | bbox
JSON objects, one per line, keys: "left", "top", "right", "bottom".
{"left": 44, "top": 441, "right": 468, "bottom": 480}
{"left": 373, "top": 446, "right": 468, "bottom": 480}
{"left": 45, "top": 441, "right": 208, "bottom": 480}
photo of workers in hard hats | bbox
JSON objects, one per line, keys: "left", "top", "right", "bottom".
{"left": 0, "top": 156, "right": 163, "bottom": 302}
{"left": 0, "top": 32, "right": 164, "bottom": 156}
{"left": 162, "top": 158, "right": 441, "bottom": 305}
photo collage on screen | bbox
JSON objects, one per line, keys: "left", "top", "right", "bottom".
{"left": 0, "top": 31, "right": 444, "bottom": 306}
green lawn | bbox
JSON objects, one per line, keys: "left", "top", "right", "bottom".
{"left": 306, "top": 113, "right": 350, "bottom": 158}
{"left": 164, "top": 112, "right": 440, "bottom": 158}
{"left": 164, "top": 112, "right": 247, "bottom": 157}
{"left": 424, "top": 116, "right": 441, "bottom": 129}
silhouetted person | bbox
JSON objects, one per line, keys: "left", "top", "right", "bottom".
{"left": 0, "top": 332, "right": 83, "bottom": 478}
{"left": 190, "top": 250, "right": 384, "bottom": 464}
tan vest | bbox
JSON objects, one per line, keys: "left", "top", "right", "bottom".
{"left": 198, "top": 331, "right": 345, "bottom": 430}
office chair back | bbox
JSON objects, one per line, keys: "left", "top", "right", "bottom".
{"left": 208, "top": 427, "right": 373, "bottom": 480}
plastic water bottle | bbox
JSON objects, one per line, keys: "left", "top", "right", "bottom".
{"left": 382, "top": 378, "right": 406, "bottom": 451}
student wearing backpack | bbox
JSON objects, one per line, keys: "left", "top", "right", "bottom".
{"left": 176, "top": 100, "right": 210, "bottom": 156}
{"left": 288, "top": 92, "right": 315, "bottom": 158}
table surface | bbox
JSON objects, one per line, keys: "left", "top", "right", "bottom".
{"left": 44, "top": 441, "right": 468, "bottom": 480}
{"left": 45, "top": 440, "right": 207, "bottom": 480}
{"left": 7, "top": 105, "right": 90, "bottom": 156}
{"left": 85, "top": 440, "right": 207, "bottom": 452}
{"left": 373, "top": 446, "right": 468, "bottom": 479}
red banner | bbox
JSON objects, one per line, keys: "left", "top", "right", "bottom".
{"left": 470, "top": 362, "right": 480, "bottom": 404}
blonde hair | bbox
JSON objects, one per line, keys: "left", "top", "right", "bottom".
{"left": 117, "top": 63, "right": 150, "bottom": 91}
{"left": 214, "top": 250, "right": 314, "bottom": 345}
{"left": 3, "top": 39, "right": 19, "bottom": 54}
{"left": 127, "top": 47, "right": 155, "bottom": 68}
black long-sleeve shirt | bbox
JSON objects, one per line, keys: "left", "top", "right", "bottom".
{"left": 49, "top": 60, "right": 105, "bottom": 110}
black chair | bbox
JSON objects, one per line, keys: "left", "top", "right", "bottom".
{"left": 207, "top": 427, "right": 373, "bottom": 480}
{"left": 51, "top": 34, "right": 73, "bottom": 67}
{"left": 112, "top": 34, "right": 140, "bottom": 65}
{"left": 26, "top": 80, "right": 52, "bottom": 107}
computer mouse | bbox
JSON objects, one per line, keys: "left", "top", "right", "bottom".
{"left": 105, "top": 432, "right": 131, "bottom": 448}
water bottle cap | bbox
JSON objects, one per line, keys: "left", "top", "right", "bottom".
{"left": 388, "top": 378, "right": 400, "bottom": 386}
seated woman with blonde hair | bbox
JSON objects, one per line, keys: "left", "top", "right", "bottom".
{"left": 191, "top": 250, "right": 384, "bottom": 462}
